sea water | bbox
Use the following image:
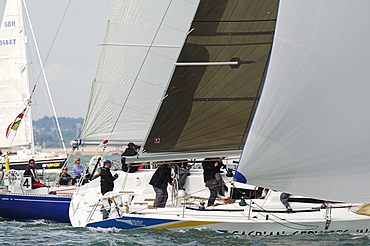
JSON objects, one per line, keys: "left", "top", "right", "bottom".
{"left": 3, "top": 155, "right": 369, "bottom": 245}
{"left": 0, "top": 218, "right": 369, "bottom": 245}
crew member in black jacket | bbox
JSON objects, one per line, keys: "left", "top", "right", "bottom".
{"left": 24, "top": 159, "right": 44, "bottom": 189}
{"left": 121, "top": 142, "right": 140, "bottom": 173}
{"left": 149, "top": 162, "right": 173, "bottom": 208}
{"left": 100, "top": 160, "right": 118, "bottom": 195}
{"left": 202, "top": 158, "right": 222, "bottom": 206}
{"left": 122, "top": 142, "right": 139, "bottom": 156}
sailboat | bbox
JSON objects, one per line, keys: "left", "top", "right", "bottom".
{"left": 0, "top": 0, "right": 75, "bottom": 223}
{"left": 69, "top": 0, "right": 370, "bottom": 235}
{"left": 0, "top": 0, "right": 67, "bottom": 171}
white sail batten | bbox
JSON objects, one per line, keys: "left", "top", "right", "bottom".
{"left": 0, "top": 0, "right": 32, "bottom": 148}
{"left": 80, "top": 0, "right": 200, "bottom": 143}
{"left": 238, "top": 0, "right": 370, "bottom": 203}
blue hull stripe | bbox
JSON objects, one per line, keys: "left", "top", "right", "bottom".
{"left": 0, "top": 194, "right": 71, "bottom": 223}
{"left": 88, "top": 216, "right": 178, "bottom": 230}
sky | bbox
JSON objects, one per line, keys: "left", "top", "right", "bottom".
{"left": 0, "top": 0, "right": 112, "bottom": 120}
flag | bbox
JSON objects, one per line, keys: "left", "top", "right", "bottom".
{"left": 6, "top": 107, "right": 27, "bottom": 138}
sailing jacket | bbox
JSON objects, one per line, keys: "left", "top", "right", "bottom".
{"left": 202, "top": 158, "right": 222, "bottom": 183}
{"left": 100, "top": 167, "right": 117, "bottom": 195}
{"left": 149, "top": 164, "right": 172, "bottom": 188}
{"left": 24, "top": 165, "right": 37, "bottom": 183}
{"left": 122, "top": 148, "right": 138, "bottom": 156}
{"left": 121, "top": 149, "right": 139, "bottom": 173}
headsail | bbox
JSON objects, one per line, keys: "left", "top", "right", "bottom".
{"left": 238, "top": 0, "right": 370, "bottom": 203}
{"left": 0, "top": 0, "right": 32, "bottom": 148}
{"left": 80, "top": 0, "right": 200, "bottom": 145}
{"left": 144, "top": 0, "right": 279, "bottom": 153}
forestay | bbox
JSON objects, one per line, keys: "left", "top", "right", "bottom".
{"left": 238, "top": 0, "right": 370, "bottom": 203}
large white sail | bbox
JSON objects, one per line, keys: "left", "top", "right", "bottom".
{"left": 80, "top": 0, "right": 200, "bottom": 144}
{"left": 0, "top": 0, "right": 32, "bottom": 148}
{"left": 238, "top": 0, "right": 370, "bottom": 203}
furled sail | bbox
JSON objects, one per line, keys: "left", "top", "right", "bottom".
{"left": 238, "top": 0, "right": 370, "bottom": 203}
{"left": 80, "top": 0, "right": 200, "bottom": 144}
{"left": 144, "top": 0, "right": 279, "bottom": 153}
{"left": 0, "top": 0, "right": 32, "bottom": 148}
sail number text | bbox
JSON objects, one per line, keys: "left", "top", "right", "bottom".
{"left": 0, "top": 39, "right": 16, "bottom": 46}
{"left": 3, "top": 21, "right": 16, "bottom": 27}
{"left": 1, "top": 21, "right": 17, "bottom": 46}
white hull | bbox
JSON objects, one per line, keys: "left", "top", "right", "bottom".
{"left": 83, "top": 206, "right": 370, "bottom": 235}
{"left": 69, "top": 169, "right": 370, "bottom": 235}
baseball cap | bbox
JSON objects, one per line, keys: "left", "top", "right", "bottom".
{"left": 128, "top": 142, "right": 139, "bottom": 148}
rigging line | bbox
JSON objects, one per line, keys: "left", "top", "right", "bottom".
{"left": 27, "top": 0, "right": 72, "bottom": 83}
{"left": 247, "top": 197, "right": 320, "bottom": 230}
{"left": 119, "top": 168, "right": 130, "bottom": 192}
{"left": 22, "top": 0, "right": 71, "bottom": 153}
{"left": 241, "top": 212, "right": 320, "bottom": 231}
{"left": 108, "top": 0, "right": 175, "bottom": 141}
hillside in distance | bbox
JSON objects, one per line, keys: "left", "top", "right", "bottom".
{"left": 33, "top": 116, "right": 84, "bottom": 148}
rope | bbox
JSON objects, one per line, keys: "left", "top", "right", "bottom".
{"left": 244, "top": 196, "right": 320, "bottom": 231}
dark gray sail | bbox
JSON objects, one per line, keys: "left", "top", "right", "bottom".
{"left": 144, "top": 0, "right": 279, "bottom": 153}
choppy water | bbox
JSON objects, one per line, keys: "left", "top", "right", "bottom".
{"left": 0, "top": 218, "right": 370, "bottom": 246}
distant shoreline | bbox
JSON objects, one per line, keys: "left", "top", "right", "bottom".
{"left": 45, "top": 146, "right": 121, "bottom": 156}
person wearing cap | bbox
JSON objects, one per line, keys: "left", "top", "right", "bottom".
{"left": 121, "top": 142, "right": 141, "bottom": 173}
{"left": 122, "top": 142, "right": 140, "bottom": 156}
{"left": 100, "top": 160, "right": 118, "bottom": 195}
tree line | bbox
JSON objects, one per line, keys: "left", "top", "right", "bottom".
{"left": 33, "top": 116, "right": 84, "bottom": 148}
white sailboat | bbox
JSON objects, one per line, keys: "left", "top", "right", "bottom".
{"left": 0, "top": 0, "right": 67, "bottom": 171}
{"left": 69, "top": 0, "right": 370, "bottom": 235}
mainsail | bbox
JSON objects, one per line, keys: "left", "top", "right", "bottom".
{"left": 80, "top": 0, "right": 200, "bottom": 144}
{"left": 238, "top": 0, "right": 370, "bottom": 203}
{"left": 0, "top": 0, "right": 32, "bottom": 148}
{"left": 144, "top": 0, "right": 279, "bottom": 153}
